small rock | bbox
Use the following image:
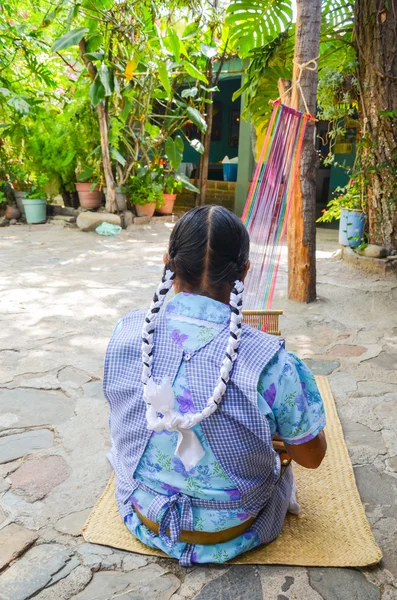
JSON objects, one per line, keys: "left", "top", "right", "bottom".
{"left": 76, "top": 212, "right": 121, "bottom": 232}
{"left": 122, "top": 210, "right": 134, "bottom": 228}
{"left": 0, "top": 429, "right": 53, "bottom": 464}
{"left": 10, "top": 455, "right": 71, "bottom": 502}
{"left": 0, "top": 543, "right": 73, "bottom": 600}
{"left": 358, "top": 244, "right": 388, "bottom": 259}
{"left": 34, "top": 566, "right": 93, "bottom": 600}
{"left": 0, "top": 523, "right": 38, "bottom": 570}
{"left": 9, "top": 219, "right": 17, "bottom": 225}
{"left": 55, "top": 508, "right": 92, "bottom": 536}
{"left": 122, "top": 554, "right": 148, "bottom": 571}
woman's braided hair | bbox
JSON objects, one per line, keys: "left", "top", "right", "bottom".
{"left": 141, "top": 206, "right": 250, "bottom": 432}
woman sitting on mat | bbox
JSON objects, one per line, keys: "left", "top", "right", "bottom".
{"left": 104, "top": 206, "right": 327, "bottom": 566}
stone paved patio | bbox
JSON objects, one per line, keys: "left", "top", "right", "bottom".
{"left": 0, "top": 222, "right": 396, "bottom": 600}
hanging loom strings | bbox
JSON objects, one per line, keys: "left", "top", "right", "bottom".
{"left": 242, "top": 58, "right": 318, "bottom": 318}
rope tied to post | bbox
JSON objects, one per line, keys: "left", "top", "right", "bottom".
{"left": 272, "top": 56, "right": 319, "bottom": 120}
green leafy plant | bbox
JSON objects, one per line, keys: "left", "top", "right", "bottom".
{"left": 163, "top": 174, "right": 183, "bottom": 195}
{"left": 229, "top": 0, "right": 355, "bottom": 130}
{"left": 226, "top": 0, "right": 293, "bottom": 58}
{"left": 317, "top": 180, "right": 363, "bottom": 223}
{"left": 50, "top": 1, "right": 214, "bottom": 212}
{"left": 127, "top": 167, "right": 163, "bottom": 206}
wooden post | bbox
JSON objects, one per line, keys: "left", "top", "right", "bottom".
{"left": 287, "top": 0, "right": 321, "bottom": 303}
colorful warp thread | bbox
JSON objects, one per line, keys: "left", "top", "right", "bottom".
{"left": 242, "top": 101, "right": 309, "bottom": 314}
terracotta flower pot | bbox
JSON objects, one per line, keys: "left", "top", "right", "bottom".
{"left": 75, "top": 183, "right": 103, "bottom": 209}
{"left": 135, "top": 203, "right": 155, "bottom": 218}
{"left": 157, "top": 193, "right": 176, "bottom": 215}
{"left": 5, "top": 205, "right": 21, "bottom": 220}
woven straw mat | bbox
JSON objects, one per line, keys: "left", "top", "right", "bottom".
{"left": 82, "top": 376, "right": 382, "bottom": 567}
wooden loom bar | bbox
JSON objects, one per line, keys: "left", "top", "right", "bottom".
{"left": 242, "top": 310, "right": 283, "bottom": 336}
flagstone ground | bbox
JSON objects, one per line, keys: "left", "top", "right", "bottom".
{"left": 0, "top": 222, "right": 396, "bottom": 600}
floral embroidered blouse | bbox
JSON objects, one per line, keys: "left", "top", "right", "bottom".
{"left": 122, "top": 292, "right": 326, "bottom": 564}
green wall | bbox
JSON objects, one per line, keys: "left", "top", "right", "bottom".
{"left": 328, "top": 131, "right": 357, "bottom": 198}
{"left": 182, "top": 78, "right": 242, "bottom": 165}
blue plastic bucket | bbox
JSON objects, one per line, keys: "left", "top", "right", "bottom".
{"left": 22, "top": 198, "right": 47, "bottom": 224}
{"left": 339, "top": 209, "right": 366, "bottom": 247}
{"left": 223, "top": 164, "right": 238, "bottom": 182}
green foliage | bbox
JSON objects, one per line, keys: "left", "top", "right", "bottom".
{"left": 233, "top": 30, "right": 293, "bottom": 130}
{"left": 230, "top": 0, "right": 355, "bottom": 130}
{"left": 175, "top": 173, "right": 199, "bottom": 193}
{"left": 165, "top": 136, "right": 184, "bottom": 172}
{"left": 52, "top": 27, "right": 89, "bottom": 52}
{"left": 317, "top": 180, "right": 364, "bottom": 223}
{"left": 162, "top": 173, "right": 183, "bottom": 194}
{"left": 186, "top": 107, "right": 207, "bottom": 133}
{"left": 183, "top": 61, "right": 209, "bottom": 84}
{"left": 0, "top": 0, "right": 220, "bottom": 207}
{"left": 226, "top": 0, "right": 293, "bottom": 58}
{"left": 127, "top": 168, "right": 163, "bottom": 206}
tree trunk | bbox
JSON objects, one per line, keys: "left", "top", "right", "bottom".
{"left": 355, "top": 0, "right": 397, "bottom": 250}
{"left": 97, "top": 102, "right": 116, "bottom": 213}
{"left": 79, "top": 39, "right": 117, "bottom": 214}
{"left": 287, "top": 0, "right": 321, "bottom": 303}
{"left": 198, "top": 93, "right": 214, "bottom": 206}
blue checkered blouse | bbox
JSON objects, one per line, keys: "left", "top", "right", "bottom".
{"left": 110, "top": 292, "right": 325, "bottom": 564}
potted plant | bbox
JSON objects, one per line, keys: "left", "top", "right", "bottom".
{"left": 317, "top": 179, "right": 366, "bottom": 248}
{"left": 156, "top": 173, "right": 183, "bottom": 215}
{"left": 22, "top": 181, "right": 48, "bottom": 224}
{"left": 128, "top": 167, "right": 163, "bottom": 218}
{"left": 75, "top": 162, "right": 103, "bottom": 210}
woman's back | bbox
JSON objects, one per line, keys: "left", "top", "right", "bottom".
{"left": 104, "top": 206, "right": 326, "bottom": 566}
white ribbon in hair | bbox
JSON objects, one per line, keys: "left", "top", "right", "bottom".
{"left": 142, "top": 272, "right": 244, "bottom": 470}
